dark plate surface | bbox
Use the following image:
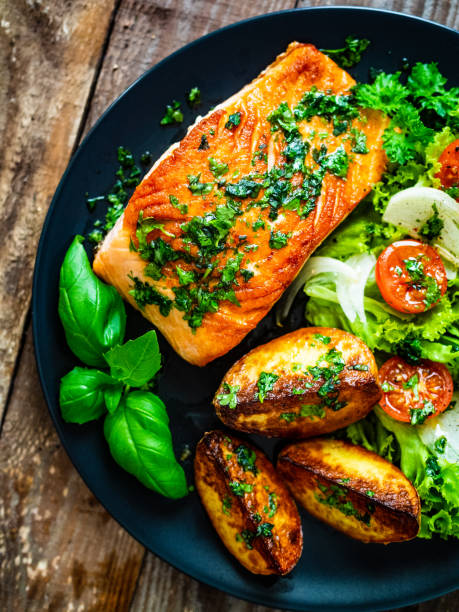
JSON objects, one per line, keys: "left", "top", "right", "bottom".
{"left": 33, "top": 7, "right": 459, "bottom": 611}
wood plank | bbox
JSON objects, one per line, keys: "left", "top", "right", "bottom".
{"left": 296, "top": 0, "right": 458, "bottom": 29}
{"left": 0, "top": 0, "right": 118, "bottom": 421}
{"left": 83, "top": 0, "right": 297, "bottom": 135}
{"left": 0, "top": 328, "right": 145, "bottom": 611}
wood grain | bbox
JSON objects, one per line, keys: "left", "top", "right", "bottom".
{"left": 1, "top": 0, "right": 458, "bottom": 611}
{"left": 0, "top": 0, "right": 117, "bottom": 421}
{"left": 297, "top": 0, "right": 458, "bottom": 28}
{"left": 0, "top": 329, "right": 145, "bottom": 611}
{"left": 83, "top": 0, "right": 296, "bottom": 136}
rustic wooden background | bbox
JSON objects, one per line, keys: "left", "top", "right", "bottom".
{"left": 0, "top": 0, "right": 458, "bottom": 610}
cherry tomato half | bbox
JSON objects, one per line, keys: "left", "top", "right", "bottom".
{"left": 375, "top": 240, "right": 447, "bottom": 314}
{"left": 436, "top": 138, "right": 459, "bottom": 199}
{"left": 378, "top": 356, "right": 453, "bottom": 424}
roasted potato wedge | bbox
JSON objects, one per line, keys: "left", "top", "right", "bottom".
{"left": 277, "top": 438, "right": 421, "bottom": 543}
{"left": 194, "top": 430, "right": 303, "bottom": 575}
{"left": 214, "top": 327, "right": 381, "bottom": 438}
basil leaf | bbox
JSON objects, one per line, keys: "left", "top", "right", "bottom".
{"left": 104, "top": 391, "right": 188, "bottom": 498}
{"left": 104, "top": 330, "right": 161, "bottom": 387}
{"left": 60, "top": 367, "right": 119, "bottom": 424}
{"left": 104, "top": 384, "right": 124, "bottom": 414}
{"left": 58, "top": 236, "right": 126, "bottom": 366}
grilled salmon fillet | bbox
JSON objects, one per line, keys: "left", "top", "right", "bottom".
{"left": 94, "top": 42, "right": 388, "bottom": 366}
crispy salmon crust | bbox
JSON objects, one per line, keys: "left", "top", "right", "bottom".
{"left": 94, "top": 42, "right": 388, "bottom": 366}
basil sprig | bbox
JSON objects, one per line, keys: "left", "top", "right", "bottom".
{"left": 58, "top": 238, "right": 188, "bottom": 499}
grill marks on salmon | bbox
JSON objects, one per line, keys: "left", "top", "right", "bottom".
{"left": 93, "top": 42, "right": 389, "bottom": 366}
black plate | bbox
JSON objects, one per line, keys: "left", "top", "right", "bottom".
{"left": 33, "top": 7, "right": 459, "bottom": 611}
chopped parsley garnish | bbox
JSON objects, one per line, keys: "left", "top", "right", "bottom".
{"left": 279, "top": 412, "right": 297, "bottom": 423}
{"left": 256, "top": 371, "right": 279, "bottom": 403}
{"left": 434, "top": 436, "right": 447, "bottom": 454}
{"left": 229, "top": 481, "right": 253, "bottom": 496}
{"left": 403, "top": 256, "right": 442, "bottom": 309}
{"left": 225, "top": 112, "right": 241, "bottom": 130}
{"left": 240, "top": 268, "right": 254, "bottom": 282}
{"left": 140, "top": 151, "right": 152, "bottom": 165}
{"left": 225, "top": 178, "right": 262, "bottom": 199}
{"left": 300, "top": 404, "right": 326, "bottom": 419}
{"left": 306, "top": 348, "right": 346, "bottom": 410}
{"left": 160, "top": 100, "right": 183, "bottom": 125}
{"left": 402, "top": 373, "right": 419, "bottom": 399}
{"left": 320, "top": 35, "right": 370, "bottom": 68}
{"left": 252, "top": 215, "right": 265, "bottom": 231}
{"left": 128, "top": 276, "right": 173, "bottom": 316}
{"left": 222, "top": 495, "right": 232, "bottom": 516}
{"left": 410, "top": 399, "right": 436, "bottom": 425}
{"left": 235, "top": 445, "right": 258, "bottom": 475}
{"left": 86, "top": 195, "right": 105, "bottom": 212}
{"left": 266, "top": 492, "right": 278, "bottom": 518}
{"left": 315, "top": 480, "right": 373, "bottom": 525}
{"left": 169, "top": 194, "right": 188, "bottom": 215}
{"left": 236, "top": 522, "right": 274, "bottom": 549}
{"left": 280, "top": 403, "right": 326, "bottom": 422}
{"left": 256, "top": 522, "right": 274, "bottom": 538}
{"left": 269, "top": 231, "right": 289, "bottom": 249}
{"left": 425, "top": 455, "right": 442, "bottom": 480}
{"left": 208, "top": 157, "right": 229, "bottom": 178}
{"left": 349, "top": 128, "right": 369, "bottom": 154}
{"left": 268, "top": 102, "right": 298, "bottom": 136}
{"left": 176, "top": 266, "right": 196, "bottom": 286}
{"left": 187, "top": 173, "right": 214, "bottom": 195}
{"left": 323, "top": 145, "right": 349, "bottom": 178}
{"left": 236, "top": 530, "right": 254, "bottom": 549}
{"left": 313, "top": 333, "right": 331, "bottom": 344}
{"left": 419, "top": 204, "right": 444, "bottom": 241}
{"left": 87, "top": 146, "right": 143, "bottom": 243}
{"left": 198, "top": 134, "right": 210, "bottom": 150}
{"left": 188, "top": 86, "right": 201, "bottom": 106}
{"left": 252, "top": 144, "right": 268, "bottom": 165}
{"left": 217, "top": 382, "right": 240, "bottom": 409}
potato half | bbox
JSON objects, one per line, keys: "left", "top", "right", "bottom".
{"left": 277, "top": 438, "right": 421, "bottom": 543}
{"left": 213, "top": 327, "right": 381, "bottom": 438}
{"left": 194, "top": 430, "right": 303, "bottom": 575}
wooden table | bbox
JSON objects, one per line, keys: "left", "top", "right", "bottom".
{"left": 1, "top": 1, "right": 458, "bottom": 609}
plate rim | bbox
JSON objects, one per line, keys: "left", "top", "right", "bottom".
{"left": 32, "top": 6, "right": 459, "bottom": 611}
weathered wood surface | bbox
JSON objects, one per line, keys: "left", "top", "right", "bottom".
{"left": 298, "top": 0, "right": 458, "bottom": 26}
{"left": 0, "top": 0, "right": 118, "bottom": 421}
{"left": 0, "top": 0, "right": 458, "bottom": 610}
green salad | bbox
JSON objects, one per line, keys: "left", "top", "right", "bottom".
{"left": 277, "top": 62, "right": 459, "bottom": 540}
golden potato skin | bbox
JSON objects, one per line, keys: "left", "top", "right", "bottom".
{"left": 278, "top": 438, "right": 421, "bottom": 543}
{"left": 214, "top": 327, "right": 381, "bottom": 438}
{"left": 194, "top": 430, "right": 303, "bottom": 575}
